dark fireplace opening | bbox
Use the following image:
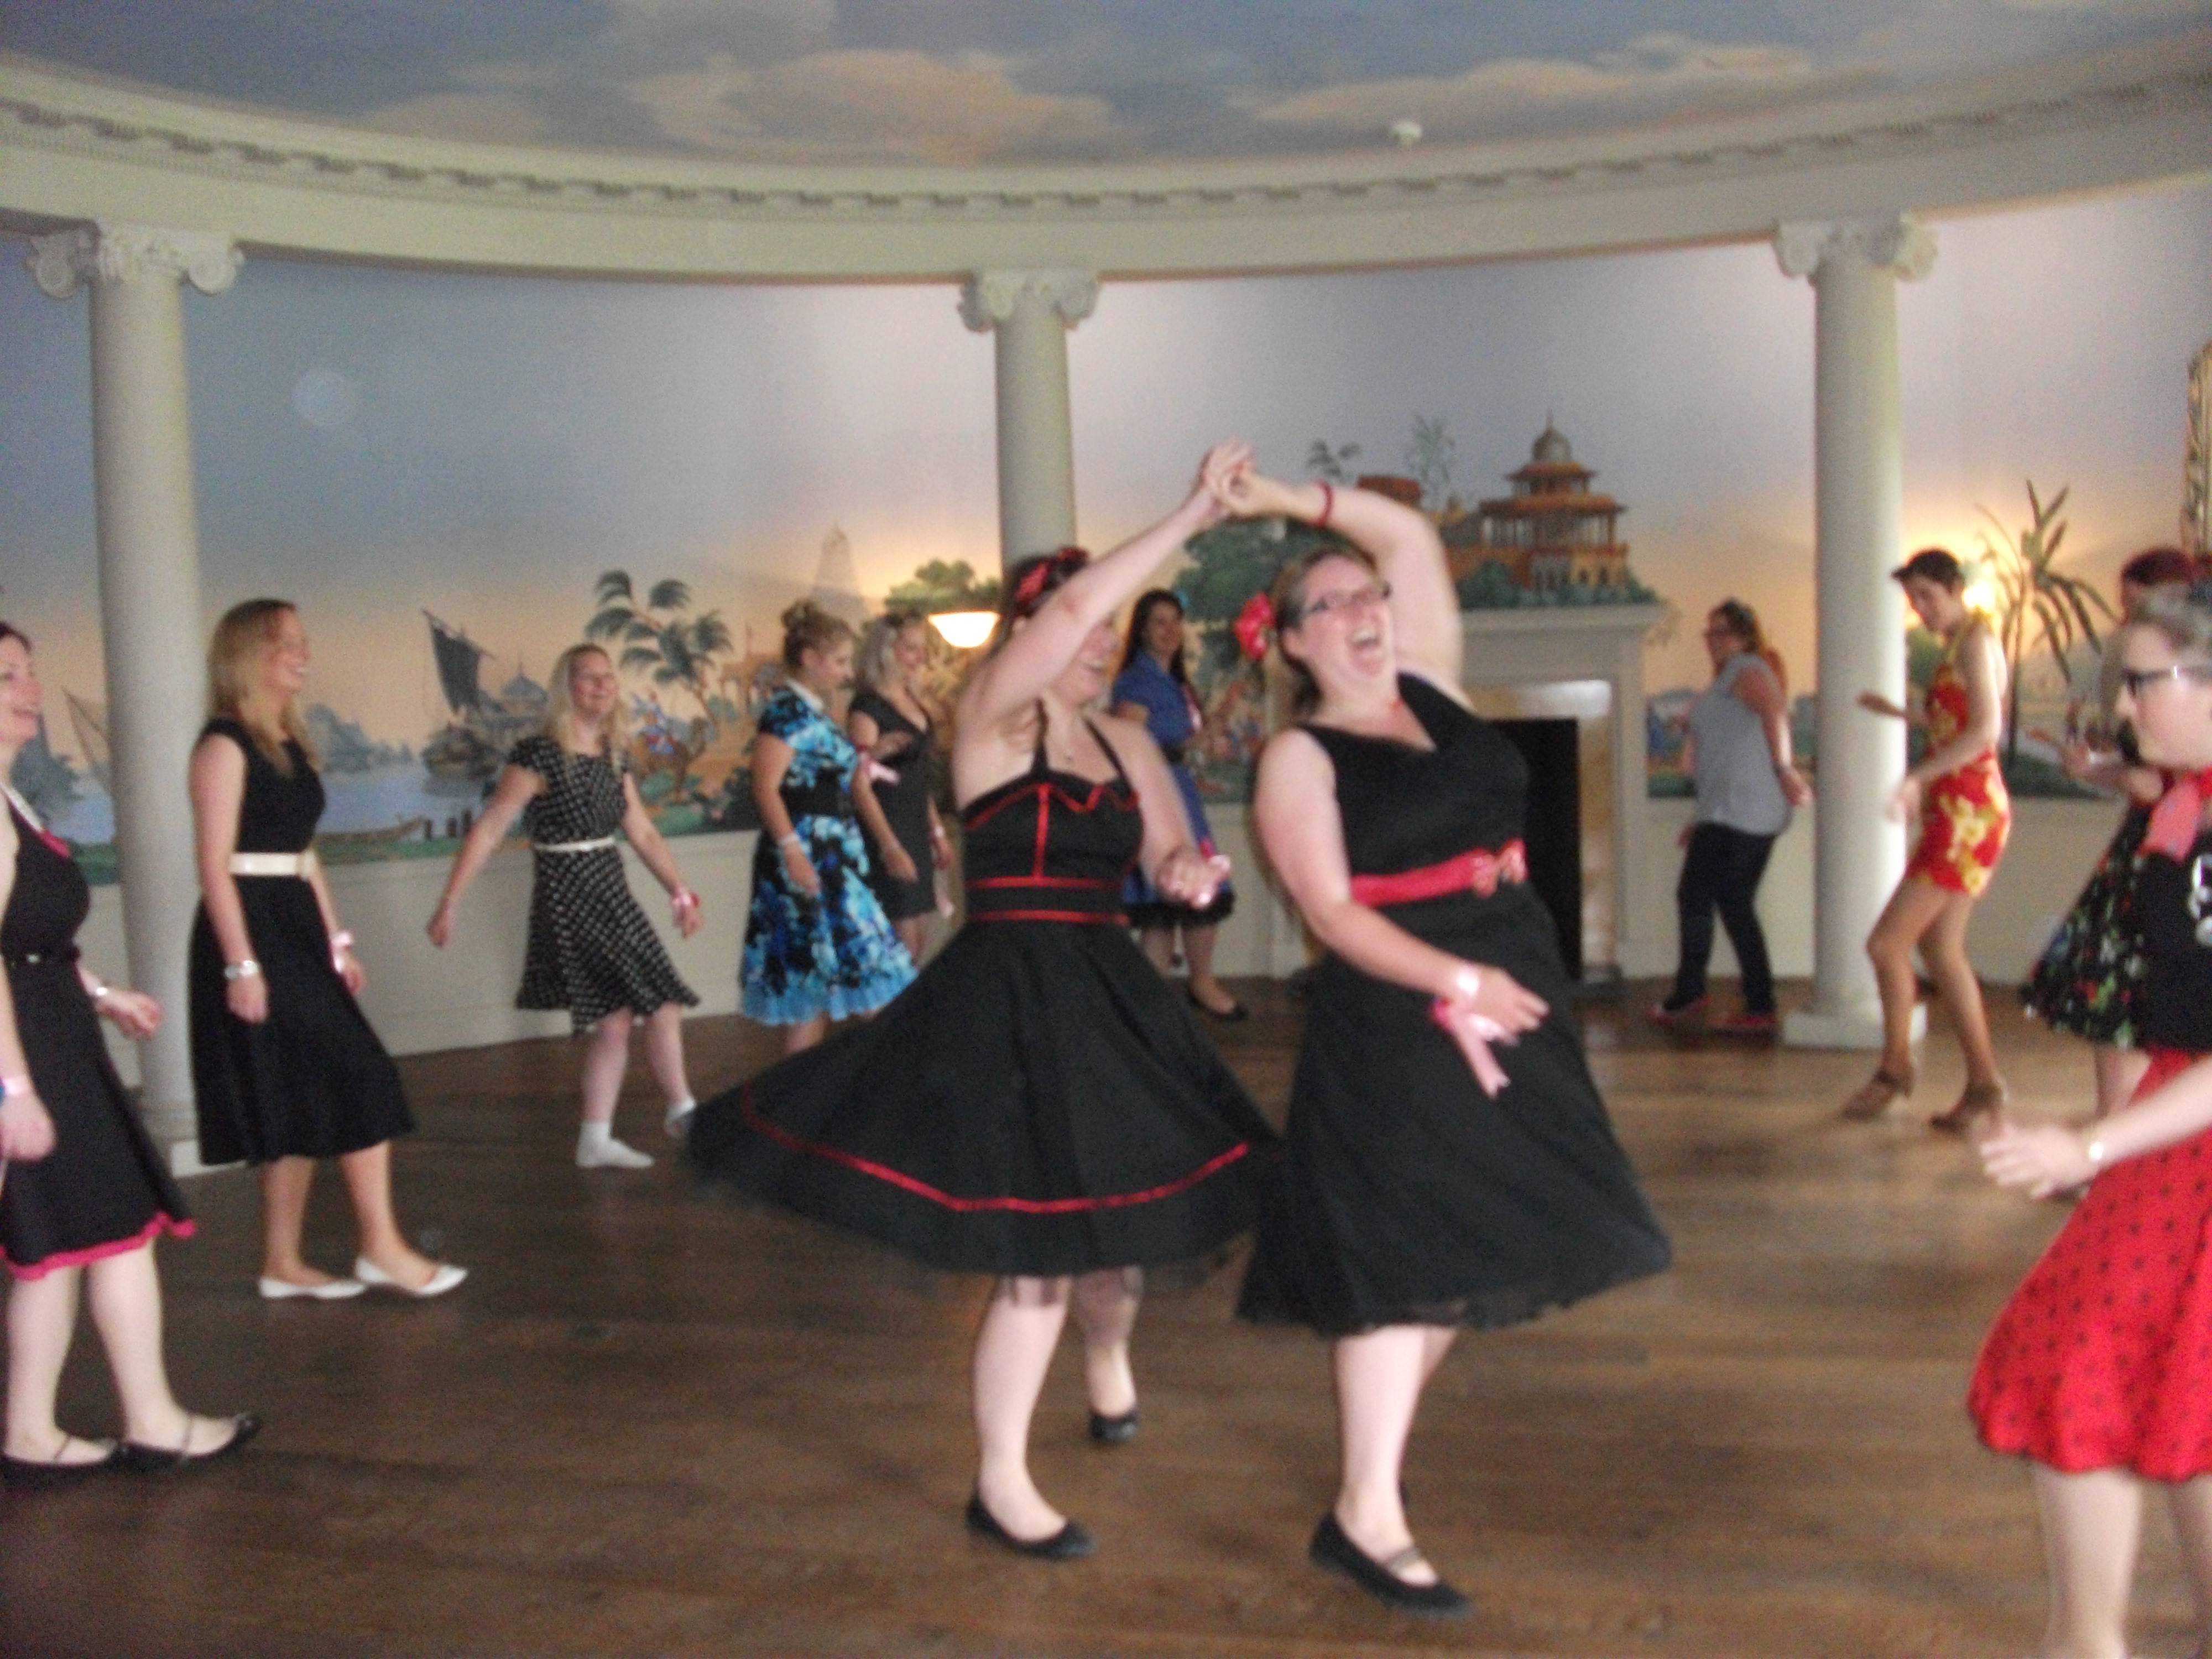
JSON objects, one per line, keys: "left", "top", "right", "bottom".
{"left": 1494, "top": 717, "right": 1583, "bottom": 982}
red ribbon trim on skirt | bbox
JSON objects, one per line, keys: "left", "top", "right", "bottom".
{"left": 1349, "top": 840, "right": 1527, "bottom": 907}
{"left": 966, "top": 909, "right": 1129, "bottom": 925}
{"left": 3, "top": 1213, "right": 195, "bottom": 1281}
{"left": 739, "top": 1086, "right": 1249, "bottom": 1213}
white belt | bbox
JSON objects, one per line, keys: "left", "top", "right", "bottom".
{"left": 229, "top": 849, "right": 318, "bottom": 878}
{"left": 533, "top": 837, "right": 617, "bottom": 855}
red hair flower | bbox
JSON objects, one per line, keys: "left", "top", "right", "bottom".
{"left": 1233, "top": 592, "right": 1275, "bottom": 663}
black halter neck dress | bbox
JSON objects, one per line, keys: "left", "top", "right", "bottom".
{"left": 1238, "top": 674, "right": 1670, "bottom": 1335}
{"left": 691, "top": 714, "right": 1279, "bottom": 1276}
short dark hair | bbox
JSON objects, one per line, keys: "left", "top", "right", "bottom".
{"left": 2119, "top": 546, "right": 2200, "bottom": 592}
{"left": 1891, "top": 547, "right": 1964, "bottom": 589}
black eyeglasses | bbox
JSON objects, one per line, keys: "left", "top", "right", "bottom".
{"left": 2117, "top": 665, "right": 2212, "bottom": 697}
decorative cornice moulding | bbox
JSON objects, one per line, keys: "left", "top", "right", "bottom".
{"left": 1, "top": 34, "right": 2207, "bottom": 280}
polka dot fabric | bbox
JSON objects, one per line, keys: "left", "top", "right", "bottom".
{"left": 511, "top": 734, "right": 697, "bottom": 1032}
{"left": 1970, "top": 1046, "right": 2212, "bottom": 1479}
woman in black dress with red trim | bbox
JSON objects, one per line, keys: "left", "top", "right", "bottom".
{"left": 692, "top": 443, "right": 1277, "bottom": 1558}
{"left": 1222, "top": 467, "right": 1669, "bottom": 1616}
{"left": 0, "top": 622, "right": 254, "bottom": 1484}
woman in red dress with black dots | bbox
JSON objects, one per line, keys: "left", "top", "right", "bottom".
{"left": 1976, "top": 583, "right": 2212, "bottom": 1659}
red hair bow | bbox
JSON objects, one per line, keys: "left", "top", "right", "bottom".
{"left": 1233, "top": 592, "right": 1275, "bottom": 663}
{"left": 1010, "top": 546, "right": 1089, "bottom": 618}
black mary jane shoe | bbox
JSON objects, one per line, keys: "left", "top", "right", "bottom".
{"left": 964, "top": 1493, "right": 1095, "bottom": 1561}
{"left": 1186, "top": 987, "right": 1248, "bottom": 1023}
{"left": 1308, "top": 1512, "right": 1470, "bottom": 1619}
{"left": 115, "top": 1413, "right": 260, "bottom": 1474}
{"left": 1087, "top": 1407, "right": 1139, "bottom": 1446}
{"left": 1, "top": 1435, "right": 119, "bottom": 1491}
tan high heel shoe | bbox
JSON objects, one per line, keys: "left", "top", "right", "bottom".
{"left": 1841, "top": 1065, "right": 1917, "bottom": 1121}
{"left": 1929, "top": 1081, "right": 2007, "bottom": 1135}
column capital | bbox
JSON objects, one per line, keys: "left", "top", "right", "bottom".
{"left": 28, "top": 222, "right": 242, "bottom": 301}
{"left": 1773, "top": 214, "right": 1936, "bottom": 284}
{"left": 958, "top": 269, "right": 1099, "bottom": 335}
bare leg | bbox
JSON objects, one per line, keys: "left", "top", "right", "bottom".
{"left": 258, "top": 1155, "right": 341, "bottom": 1287}
{"left": 2093, "top": 1046, "right": 2153, "bottom": 1120}
{"left": 2169, "top": 1475, "right": 2212, "bottom": 1659}
{"left": 782, "top": 1014, "right": 828, "bottom": 1056}
{"left": 1184, "top": 924, "right": 1239, "bottom": 1016}
{"left": 641, "top": 1004, "right": 694, "bottom": 1110}
{"left": 83, "top": 1244, "right": 237, "bottom": 1452}
{"left": 4, "top": 1266, "right": 108, "bottom": 1464}
{"left": 1139, "top": 925, "right": 1175, "bottom": 977}
{"left": 895, "top": 915, "right": 930, "bottom": 965}
{"left": 2031, "top": 1463, "right": 2142, "bottom": 1659}
{"left": 338, "top": 1141, "right": 439, "bottom": 1288}
{"left": 1071, "top": 1267, "right": 1141, "bottom": 1417}
{"left": 1331, "top": 1324, "right": 1454, "bottom": 1586}
{"left": 580, "top": 1009, "right": 634, "bottom": 1127}
{"left": 972, "top": 1275, "right": 1073, "bottom": 1541}
{"left": 1865, "top": 877, "right": 1950, "bottom": 1084}
{"left": 1924, "top": 891, "right": 2004, "bottom": 1092}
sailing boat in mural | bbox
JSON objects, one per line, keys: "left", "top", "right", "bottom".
{"left": 421, "top": 612, "right": 546, "bottom": 785}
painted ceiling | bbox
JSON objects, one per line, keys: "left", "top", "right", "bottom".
{"left": 2, "top": 1, "right": 2204, "bottom": 169}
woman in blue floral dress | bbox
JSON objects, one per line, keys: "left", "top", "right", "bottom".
{"left": 743, "top": 601, "right": 916, "bottom": 1053}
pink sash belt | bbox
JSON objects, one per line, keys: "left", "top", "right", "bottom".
{"left": 1349, "top": 841, "right": 1527, "bottom": 907}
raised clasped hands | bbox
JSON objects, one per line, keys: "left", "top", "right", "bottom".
{"left": 1155, "top": 845, "right": 1231, "bottom": 910}
{"left": 1978, "top": 1118, "right": 2093, "bottom": 1201}
{"left": 1196, "top": 441, "right": 1258, "bottom": 521}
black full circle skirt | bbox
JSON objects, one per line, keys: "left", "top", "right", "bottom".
{"left": 190, "top": 878, "right": 415, "bottom": 1166}
{"left": 1238, "top": 883, "right": 1670, "bottom": 1337}
{"left": 690, "top": 919, "right": 1281, "bottom": 1277}
{"left": 1, "top": 957, "right": 192, "bottom": 1277}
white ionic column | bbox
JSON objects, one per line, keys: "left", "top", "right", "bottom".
{"left": 959, "top": 270, "right": 1098, "bottom": 567}
{"left": 1774, "top": 215, "right": 1935, "bottom": 1050}
{"left": 30, "top": 223, "right": 241, "bottom": 1158}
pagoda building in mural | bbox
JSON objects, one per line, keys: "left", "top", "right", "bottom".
{"left": 1443, "top": 423, "right": 1631, "bottom": 593}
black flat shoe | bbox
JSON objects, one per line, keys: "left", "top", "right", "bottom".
{"left": 1187, "top": 987, "right": 1248, "bottom": 1022}
{"left": 116, "top": 1413, "right": 260, "bottom": 1474}
{"left": 964, "top": 1493, "right": 1095, "bottom": 1560}
{"left": 1, "top": 1435, "right": 119, "bottom": 1491}
{"left": 1308, "top": 1512, "right": 1470, "bottom": 1619}
{"left": 1088, "top": 1407, "right": 1139, "bottom": 1446}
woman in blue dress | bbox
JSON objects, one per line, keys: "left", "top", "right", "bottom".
{"left": 743, "top": 600, "right": 916, "bottom": 1055}
{"left": 1112, "top": 591, "right": 1243, "bottom": 1020}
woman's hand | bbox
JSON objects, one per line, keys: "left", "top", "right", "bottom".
{"left": 227, "top": 971, "right": 270, "bottom": 1025}
{"left": 0, "top": 1091, "right": 55, "bottom": 1163}
{"left": 97, "top": 989, "right": 161, "bottom": 1040}
{"left": 883, "top": 844, "right": 920, "bottom": 885}
{"left": 426, "top": 904, "right": 455, "bottom": 950}
{"left": 1441, "top": 962, "right": 1548, "bottom": 1039}
{"left": 780, "top": 840, "right": 822, "bottom": 899}
{"left": 1858, "top": 691, "right": 1907, "bottom": 720}
{"left": 930, "top": 823, "right": 953, "bottom": 870}
{"left": 1155, "top": 845, "right": 1231, "bottom": 909}
{"left": 1979, "top": 1119, "right": 2095, "bottom": 1199}
{"left": 1211, "top": 462, "right": 1310, "bottom": 523}
{"left": 670, "top": 888, "right": 702, "bottom": 940}
{"left": 335, "top": 947, "right": 366, "bottom": 997}
{"left": 1886, "top": 773, "right": 1923, "bottom": 823}
{"left": 1778, "top": 763, "right": 1814, "bottom": 808}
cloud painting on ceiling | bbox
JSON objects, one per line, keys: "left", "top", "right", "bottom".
{"left": 1, "top": 1, "right": 2204, "bottom": 165}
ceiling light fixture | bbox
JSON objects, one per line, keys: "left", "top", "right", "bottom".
{"left": 928, "top": 610, "right": 999, "bottom": 649}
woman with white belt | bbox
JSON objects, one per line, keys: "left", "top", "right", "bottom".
{"left": 430, "top": 643, "right": 702, "bottom": 1167}
{"left": 190, "top": 601, "right": 465, "bottom": 1299}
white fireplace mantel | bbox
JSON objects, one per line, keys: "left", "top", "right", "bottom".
{"left": 1461, "top": 602, "right": 1668, "bottom": 979}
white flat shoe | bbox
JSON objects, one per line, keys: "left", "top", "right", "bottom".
{"left": 664, "top": 1101, "right": 696, "bottom": 1140}
{"left": 257, "top": 1276, "right": 366, "bottom": 1302}
{"left": 352, "top": 1257, "right": 468, "bottom": 1299}
{"left": 576, "top": 1136, "right": 654, "bottom": 1169}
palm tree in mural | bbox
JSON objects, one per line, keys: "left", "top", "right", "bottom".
{"left": 586, "top": 571, "right": 734, "bottom": 736}
{"left": 1976, "top": 482, "right": 2115, "bottom": 768}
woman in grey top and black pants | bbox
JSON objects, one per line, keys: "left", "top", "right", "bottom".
{"left": 1653, "top": 600, "right": 1812, "bottom": 1035}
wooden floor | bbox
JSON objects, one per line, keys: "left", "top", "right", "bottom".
{"left": 1, "top": 982, "right": 2195, "bottom": 1658}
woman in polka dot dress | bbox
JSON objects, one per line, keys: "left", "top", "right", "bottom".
{"left": 1976, "top": 583, "right": 2212, "bottom": 1659}
{"left": 430, "top": 645, "right": 702, "bottom": 1169}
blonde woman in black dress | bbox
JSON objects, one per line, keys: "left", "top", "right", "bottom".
{"left": 431, "top": 644, "right": 703, "bottom": 1166}
{"left": 2, "top": 621, "right": 253, "bottom": 1481}
{"left": 849, "top": 610, "right": 947, "bottom": 965}
{"left": 191, "top": 601, "right": 464, "bottom": 1300}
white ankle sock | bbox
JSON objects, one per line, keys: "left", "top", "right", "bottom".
{"left": 576, "top": 1121, "right": 653, "bottom": 1169}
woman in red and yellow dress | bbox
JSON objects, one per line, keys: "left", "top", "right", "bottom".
{"left": 1845, "top": 547, "right": 2012, "bottom": 1129}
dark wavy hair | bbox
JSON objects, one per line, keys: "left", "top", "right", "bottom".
{"left": 990, "top": 546, "right": 1089, "bottom": 652}
{"left": 1119, "top": 589, "right": 1190, "bottom": 687}
{"left": 2120, "top": 546, "right": 2200, "bottom": 594}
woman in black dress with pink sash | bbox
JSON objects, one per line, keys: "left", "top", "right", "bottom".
{"left": 0, "top": 622, "right": 253, "bottom": 1485}
{"left": 1222, "top": 468, "right": 1668, "bottom": 1616}
{"left": 693, "top": 444, "right": 1277, "bottom": 1559}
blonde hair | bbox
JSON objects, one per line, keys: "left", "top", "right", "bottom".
{"left": 544, "top": 644, "right": 630, "bottom": 761}
{"left": 857, "top": 609, "right": 924, "bottom": 692}
{"left": 207, "top": 599, "right": 316, "bottom": 772}
{"left": 780, "top": 599, "right": 853, "bottom": 671}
